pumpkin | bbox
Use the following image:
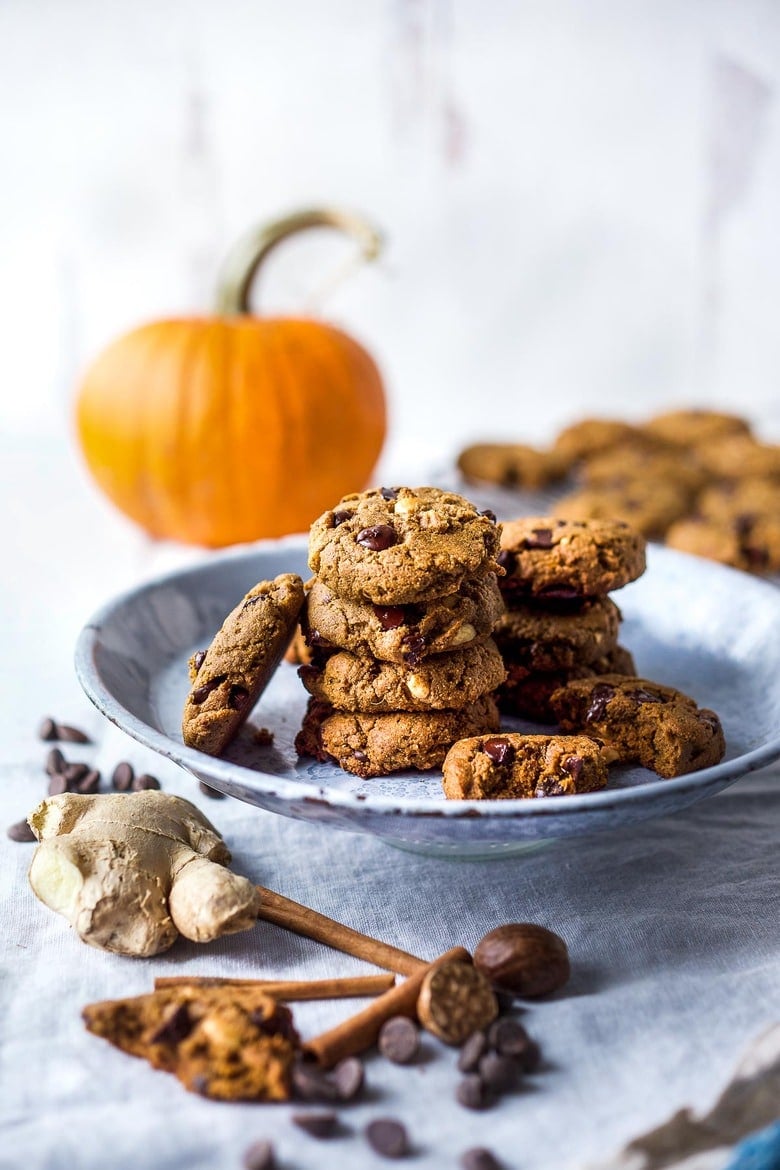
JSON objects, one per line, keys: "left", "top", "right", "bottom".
{"left": 76, "top": 208, "right": 387, "bottom": 546}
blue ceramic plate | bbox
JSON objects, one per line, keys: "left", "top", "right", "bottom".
{"left": 75, "top": 537, "right": 780, "bottom": 859}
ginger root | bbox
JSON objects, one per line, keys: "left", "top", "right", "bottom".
{"left": 27, "top": 791, "right": 260, "bottom": 957}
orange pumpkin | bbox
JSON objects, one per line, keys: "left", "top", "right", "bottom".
{"left": 76, "top": 208, "right": 387, "bottom": 546}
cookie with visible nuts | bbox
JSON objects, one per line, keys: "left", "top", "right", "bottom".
{"left": 498, "top": 517, "right": 646, "bottom": 601}
{"left": 295, "top": 696, "right": 500, "bottom": 778}
{"left": 417, "top": 960, "right": 498, "bottom": 1046}
{"left": 308, "top": 486, "right": 502, "bottom": 605}
{"left": 304, "top": 574, "right": 505, "bottom": 665}
{"left": 299, "top": 640, "right": 505, "bottom": 713}
{"left": 182, "top": 574, "right": 305, "bottom": 756}
{"left": 442, "top": 733, "right": 608, "bottom": 800}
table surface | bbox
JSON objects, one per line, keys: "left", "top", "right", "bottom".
{"left": 1, "top": 437, "right": 778, "bottom": 1170}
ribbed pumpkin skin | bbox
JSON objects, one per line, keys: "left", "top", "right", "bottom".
{"left": 75, "top": 317, "right": 386, "bottom": 546}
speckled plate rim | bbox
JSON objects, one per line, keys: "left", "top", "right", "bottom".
{"left": 75, "top": 535, "right": 780, "bottom": 823}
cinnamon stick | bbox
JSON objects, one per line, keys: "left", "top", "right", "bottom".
{"left": 153, "top": 973, "right": 394, "bottom": 1000}
{"left": 304, "top": 946, "right": 471, "bottom": 1068}
{"left": 255, "top": 885, "right": 425, "bottom": 976}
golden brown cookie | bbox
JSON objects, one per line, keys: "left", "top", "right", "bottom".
{"left": 295, "top": 696, "right": 500, "bottom": 778}
{"left": 182, "top": 574, "right": 305, "bottom": 755}
{"left": 308, "top": 487, "right": 502, "bottom": 605}
{"left": 299, "top": 640, "right": 506, "bottom": 713}
{"left": 304, "top": 574, "right": 505, "bottom": 664}
{"left": 498, "top": 517, "right": 646, "bottom": 600}
{"left": 442, "top": 733, "right": 608, "bottom": 799}
{"left": 696, "top": 476, "right": 780, "bottom": 522}
{"left": 496, "top": 645, "right": 636, "bottom": 723}
{"left": 691, "top": 434, "right": 780, "bottom": 481}
{"left": 457, "top": 443, "right": 567, "bottom": 490}
{"left": 552, "top": 418, "right": 648, "bottom": 464}
{"left": 83, "top": 985, "right": 298, "bottom": 1101}
{"left": 665, "top": 514, "right": 780, "bottom": 573}
{"left": 553, "top": 480, "right": 689, "bottom": 539}
{"left": 550, "top": 675, "right": 726, "bottom": 778}
{"left": 642, "top": 408, "right": 751, "bottom": 447}
{"left": 494, "top": 596, "right": 621, "bottom": 672}
{"left": 577, "top": 444, "right": 710, "bottom": 499}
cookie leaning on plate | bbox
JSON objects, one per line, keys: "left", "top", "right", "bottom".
{"left": 182, "top": 574, "right": 305, "bottom": 756}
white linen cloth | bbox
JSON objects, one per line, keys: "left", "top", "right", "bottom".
{"left": 1, "top": 438, "right": 778, "bottom": 1170}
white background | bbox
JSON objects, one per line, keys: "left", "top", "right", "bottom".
{"left": 1, "top": 0, "right": 779, "bottom": 477}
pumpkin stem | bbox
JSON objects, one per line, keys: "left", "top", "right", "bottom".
{"left": 215, "top": 207, "right": 383, "bottom": 317}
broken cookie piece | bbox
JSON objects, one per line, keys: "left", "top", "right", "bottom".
{"left": 442, "top": 733, "right": 609, "bottom": 799}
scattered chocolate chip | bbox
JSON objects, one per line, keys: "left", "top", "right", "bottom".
{"left": 38, "top": 717, "right": 58, "bottom": 742}
{"left": 374, "top": 606, "right": 407, "bottom": 630}
{"left": 292, "top": 1112, "right": 339, "bottom": 1139}
{"left": 461, "top": 1148, "right": 503, "bottom": 1170}
{"left": 517, "top": 1037, "right": 541, "bottom": 1073}
{"left": 228, "top": 684, "right": 250, "bottom": 711}
{"left": 356, "top": 524, "right": 397, "bottom": 552}
{"left": 378, "top": 1016, "right": 420, "bottom": 1065}
{"left": 112, "top": 762, "right": 134, "bottom": 791}
{"left": 199, "top": 781, "right": 225, "bottom": 799}
{"left": 331, "top": 510, "right": 352, "bottom": 527}
{"left": 131, "top": 774, "right": 161, "bottom": 791}
{"left": 333, "top": 1057, "right": 364, "bottom": 1101}
{"left": 561, "top": 755, "right": 583, "bottom": 782}
{"left": 243, "top": 1140, "right": 276, "bottom": 1170}
{"left": 254, "top": 727, "right": 274, "bottom": 747}
{"left": 380, "top": 487, "right": 399, "bottom": 500}
{"left": 58, "top": 724, "right": 91, "bottom": 744}
{"left": 77, "top": 770, "right": 101, "bottom": 795}
{"left": 480, "top": 509, "right": 498, "bottom": 523}
{"left": 47, "top": 771, "right": 69, "bottom": 796}
{"left": 365, "top": 1118, "right": 409, "bottom": 1159}
{"left": 456, "top": 1074, "right": 490, "bottom": 1110}
{"left": 7, "top": 819, "right": 36, "bottom": 843}
{"left": 149, "top": 1003, "right": 193, "bottom": 1045}
{"left": 45, "top": 748, "right": 66, "bottom": 776}
{"left": 478, "top": 1052, "right": 518, "bottom": 1092}
{"left": 191, "top": 676, "right": 226, "bottom": 704}
{"left": 292, "top": 1061, "right": 341, "bottom": 1103}
{"left": 481, "top": 738, "right": 514, "bottom": 766}
{"left": 495, "top": 990, "right": 517, "bottom": 1015}
{"left": 191, "top": 650, "right": 206, "bottom": 674}
{"left": 488, "top": 1018, "right": 533, "bottom": 1060}
{"left": 63, "top": 763, "right": 89, "bottom": 788}
{"left": 524, "top": 527, "right": 554, "bottom": 549}
{"left": 585, "top": 683, "right": 615, "bottom": 722}
{"left": 457, "top": 1030, "right": 488, "bottom": 1073}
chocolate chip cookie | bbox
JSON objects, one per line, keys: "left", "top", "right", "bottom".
{"left": 549, "top": 675, "right": 725, "bottom": 778}
{"left": 304, "top": 574, "right": 505, "bottom": 664}
{"left": 552, "top": 418, "right": 649, "bottom": 464}
{"left": 665, "top": 514, "right": 780, "bottom": 573}
{"left": 691, "top": 434, "right": 780, "bottom": 482}
{"left": 295, "top": 695, "right": 500, "bottom": 778}
{"left": 442, "top": 733, "right": 608, "bottom": 799}
{"left": 577, "top": 444, "right": 710, "bottom": 500}
{"left": 308, "top": 487, "right": 502, "bottom": 605}
{"left": 642, "top": 408, "right": 751, "bottom": 448}
{"left": 553, "top": 480, "right": 689, "bottom": 538}
{"left": 494, "top": 595, "right": 621, "bottom": 672}
{"left": 696, "top": 477, "right": 780, "bottom": 522}
{"left": 457, "top": 443, "right": 567, "bottom": 490}
{"left": 182, "top": 574, "right": 305, "bottom": 756}
{"left": 498, "top": 517, "right": 646, "bottom": 601}
{"left": 497, "top": 646, "right": 636, "bottom": 723}
{"left": 299, "top": 640, "right": 506, "bottom": 713}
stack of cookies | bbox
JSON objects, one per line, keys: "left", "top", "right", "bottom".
{"left": 493, "top": 517, "right": 645, "bottom": 722}
{"left": 294, "top": 486, "right": 507, "bottom": 778}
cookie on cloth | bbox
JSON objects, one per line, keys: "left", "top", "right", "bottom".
{"left": 498, "top": 517, "right": 646, "bottom": 601}
{"left": 183, "top": 574, "right": 305, "bottom": 755}
{"left": 442, "top": 733, "right": 608, "bottom": 799}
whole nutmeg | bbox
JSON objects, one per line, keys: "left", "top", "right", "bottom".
{"left": 474, "top": 923, "right": 569, "bottom": 998}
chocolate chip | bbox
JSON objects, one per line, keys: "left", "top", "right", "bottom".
{"left": 331, "top": 510, "right": 352, "bottom": 527}
{"left": 501, "top": 467, "right": 519, "bottom": 487}
{"left": 252, "top": 1003, "right": 298, "bottom": 1043}
{"left": 480, "top": 509, "right": 498, "bottom": 523}
{"left": 380, "top": 487, "right": 399, "bottom": 500}
{"left": 536, "top": 584, "right": 583, "bottom": 602}
{"left": 45, "top": 748, "right": 66, "bottom": 776}
{"left": 481, "top": 738, "right": 514, "bottom": 767}
{"left": 47, "top": 772, "right": 69, "bottom": 796}
{"left": 333, "top": 1056, "right": 364, "bottom": 1101}
{"left": 199, "top": 781, "right": 226, "bottom": 799}
{"left": 536, "top": 777, "right": 565, "bottom": 797}
{"left": 496, "top": 550, "right": 516, "bottom": 573}
{"left": 585, "top": 683, "right": 615, "bottom": 722}
{"left": 58, "top": 724, "right": 91, "bottom": 744}
{"left": 365, "top": 1118, "right": 409, "bottom": 1158}
{"left": 378, "top": 1016, "right": 420, "bottom": 1065}
{"left": 63, "top": 763, "right": 89, "bottom": 788}
{"left": 243, "top": 1140, "right": 276, "bottom": 1170}
{"left": 374, "top": 606, "right": 407, "bottom": 631}
{"left": 131, "top": 773, "right": 161, "bottom": 791}
{"left": 517, "top": 1037, "right": 541, "bottom": 1073}
{"left": 228, "top": 684, "right": 250, "bottom": 711}
{"left": 149, "top": 1003, "right": 193, "bottom": 1045}
{"left": 457, "top": 1030, "right": 488, "bottom": 1073}
{"left": 461, "top": 1149, "right": 504, "bottom": 1170}
{"left": 627, "top": 688, "right": 663, "bottom": 704}
{"left": 191, "top": 676, "right": 225, "bottom": 704}
{"left": 356, "top": 524, "right": 397, "bottom": 551}
{"left": 292, "top": 1061, "right": 341, "bottom": 1103}
{"left": 352, "top": 750, "right": 368, "bottom": 763}
{"left": 77, "top": 769, "right": 101, "bottom": 795}
{"left": 7, "top": 819, "right": 36, "bottom": 843}
{"left": 112, "top": 762, "right": 134, "bottom": 791}
{"left": 456, "top": 1074, "right": 490, "bottom": 1110}
{"left": 524, "top": 527, "right": 554, "bottom": 549}
{"left": 292, "top": 1112, "right": 339, "bottom": 1139}
{"left": 488, "top": 1018, "right": 533, "bottom": 1060}
{"left": 38, "top": 717, "right": 58, "bottom": 741}
{"left": 191, "top": 650, "right": 206, "bottom": 674}
{"left": 400, "top": 630, "right": 427, "bottom": 664}
{"left": 561, "top": 755, "right": 583, "bottom": 782}
{"left": 478, "top": 1052, "right": 518, "bottom": 1092}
